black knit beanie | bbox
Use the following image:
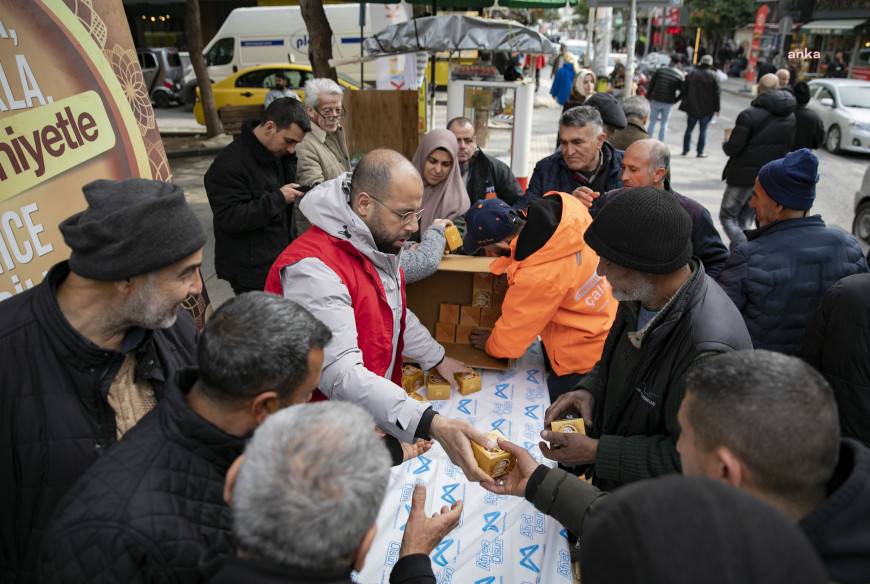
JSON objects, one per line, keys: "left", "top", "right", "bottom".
{"left": 60, "top": 178, "right": 207, "bottom": 281}
{"left": 583, "top": 186, "right": 692, "bottom": 274}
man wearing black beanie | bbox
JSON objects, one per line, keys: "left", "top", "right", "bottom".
{"left": 716, "top": 149, "right": 867, "bottom": 356}
{"left": 0, "top": 178, "right": 206, "bottom": 581}
{"left": 526, "top": 187, "right": 750, "bottom": 493}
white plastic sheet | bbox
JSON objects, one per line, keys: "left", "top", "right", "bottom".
{"left": 357, "top": 341, "right": 573, "bottom": 584}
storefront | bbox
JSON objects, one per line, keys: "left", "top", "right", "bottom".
{"left": 796, "top": 19, "right": 870, "bottom": 79}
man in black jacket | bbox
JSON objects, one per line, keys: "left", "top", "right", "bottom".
{"left": 0, "top": 178, "right": 205, "bottom": 583}
{"left": 207, "top": 401, "right": 460, "bottom": 584}
{"left": 679, "top": 54, "right": 720, "bottom": 157}
{"left": 720, "top": 73, "right": 796, "bottom": 250}
{"left": 39, "top": 293, "right": 333, "bottom": 584}
{"left": 792, "top": 81, "right": 825, "bottom": 151}
{"left": 205, "top": 98, "right": 311, "bottom": 294}
{"left": 447, "top": 117, "right": 522, "bottom": 206}
{"left": 646, "top": 55, "right": 685, "bottom": 141}
{"left": 678, "top": 349, "right": 870, "bottom": 584}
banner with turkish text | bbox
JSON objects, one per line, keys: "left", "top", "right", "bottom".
{"left": 746, "top": 5, "right": 769, "bottom": 84}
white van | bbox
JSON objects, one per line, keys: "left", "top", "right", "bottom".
{"left": 184, "top": 4, "right": 373, "bottom": 103}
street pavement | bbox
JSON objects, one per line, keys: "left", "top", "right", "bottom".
{"left": 160, "top": 71, "right": 869, "bottom": 309}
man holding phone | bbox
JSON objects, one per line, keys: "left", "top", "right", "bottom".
{"left": 205, "top": 97, "right": 311, "bottom": 294}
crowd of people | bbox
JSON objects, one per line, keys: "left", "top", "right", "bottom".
{"left": 2, "top": 65, "right": 869, "bottom": 584}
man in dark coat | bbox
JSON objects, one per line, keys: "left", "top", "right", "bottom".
{"left": 804, "top": 273, "right": 870, "bottom": 448}
{"left": 716, "top": 149, "right": 868, "bottom": 355}
{"left": 447, "top": 116, "right": 523, "bottom": 206}
{"left": 826, "top": 51, "right": 848, "bottom": 78}
{"left": 679, "top": 54, "right": 720, "bottom": 157}
{"left": 514, "top": 106, "right": 624, "bottom": 214}
{"left": 39, "top": 293, "right": 333, "bottom": 584}
{"left": 206, "top": 401, "right": 459, "bottom": 584}
{"left": 610, "top": 95, "right": 652, "bottom": 151}
{"left": 525, "top": 187, "right": 751, "bottom": 492}
{"left": 646, "top": 54, "right": 685, "bottom": 141}
{"left": 720, "top": 73, "right": 796, "bottom": 250}
{"left": 205, "top": 98, "right": 311, "bottom": 294}
{"left": 0, "top": 179, "right": 205, "bottom": 583}
{"left": 678, "top": 349, "right": 870, "bottom": 584}
{"left": 792, "top": 81, "right": 825, "bottom": 151}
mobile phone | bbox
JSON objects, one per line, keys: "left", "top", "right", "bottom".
{"left": 296, "top": 183, "right": 320, "bottom": 193}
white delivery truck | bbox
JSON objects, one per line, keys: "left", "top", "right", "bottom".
{"left": 183, "top": 4, "right": 373, "bottom": 103}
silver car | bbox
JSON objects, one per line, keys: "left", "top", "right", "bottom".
{"left": 807, "top": 79, "right": 870, "bottom": 155}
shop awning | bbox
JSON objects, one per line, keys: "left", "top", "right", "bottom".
{"left": 799, "top": 19, "right": 869, "bottom": 35}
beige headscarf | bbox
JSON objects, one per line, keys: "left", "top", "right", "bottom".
{"left": 411, "top": 129, "right": 470, "bottom": 233}
{"left": 574, "top": 69, "right": 597, "bottom": 98}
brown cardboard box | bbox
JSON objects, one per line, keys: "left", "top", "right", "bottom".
{"left": 480, "top": 307, "right": 500, "bottom": 328}
{"left": 455, "top": 324, "right": 475, "bottom": 345}
{"left": 493, "top": 274, "right": 509, "bottom": 292}
{"left": 471, "top": 429, "right": 516, "bottom": 478}
{"left": 435, "top": 322, "right": 456, "bottom": 343}
{"left": 491, "top": 289, "right": 506, "bottom": 310}
{"left": 471, "top": 289, "right": 492, "bottom": 309}
{"left": 455, "top": 368, "right": 482, "bottom": 395}
{"left": 427, "top": 373, "right": 451, "bottom": 400}
{"left": 444, "top": 225, "right": 463, "bottom": 251}
{"left": 460, "top": 306, "right": 481, "bottom": 326}
{"left": 405, "top": 256, "right": 509, "bottom": 370}
{"left": 401, "top": 365, "right": 425, "bottom": 394}
{"left": 439, "top": 304, "right": 460, "bottom": 324}
{"left": 473, "top": 273, "right": 494, "bottom": 290}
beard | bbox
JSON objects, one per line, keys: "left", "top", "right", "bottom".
{"left": 124, "top": 274, "right": 179, "bottom": 329}
{"left": 610, "top": 273, "right": 657, "bottom": 306}
{"left": 367, "top": 211, "right": 403, "bottom": 255}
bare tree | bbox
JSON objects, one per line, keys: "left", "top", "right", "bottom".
{"left": 186, "top": 0, "right": 220, "bottom": 137}
{"left": 299, "top": 0, "right": 337, "bottom": 81}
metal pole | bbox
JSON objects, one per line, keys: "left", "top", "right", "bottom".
{"left": 693, "top": 26, "right": 700, "bottom": 65}
{"left": 360, "top": 3, "right": 365, "bottom": 86}
{"left": 625, "top": 0, "right": 637, "bottom": 99}
{"left": 644, "top": 7, "right": 653, "bottom": 57}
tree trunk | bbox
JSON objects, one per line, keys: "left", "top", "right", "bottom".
{"left": 186, "top": 0, "right": 220, "bottom": 137}
{"left": 300, "top": 0, "right": 337, "bottom": 81}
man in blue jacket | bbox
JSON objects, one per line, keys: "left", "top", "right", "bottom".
{"left": 716, "top": 149, "right": 868, "bottom": 355}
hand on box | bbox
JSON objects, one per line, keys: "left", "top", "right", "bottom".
{"left": 435, "top": 357, "right": 470, "bottom": 391}
{"left": 544, "top": 389, "right": 595, "bottom": 430}
{"left": 570, "top": 186, "right": 600, "bottom": 208}
{"left": 480, "top": 438, "right": 541, "bottom": 497}
{"left": 401, "top": 438, "right": 434, "bottom": 462}
{"left": 539, "top": 431, "right": 598, "bottom": 467}
{"left": 399, "top": 483, "right": 463, "bottom": 558}
{"left": 469, "top": 328, "right": 491, "bottom": 351}
{"left": 429, "top": 415, "right": 495, "bottom": 484}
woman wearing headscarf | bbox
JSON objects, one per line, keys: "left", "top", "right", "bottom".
{"left": 562, "top": 69, "right": 596, "bottom": 112}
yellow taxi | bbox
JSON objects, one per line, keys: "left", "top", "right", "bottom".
{"left": 193, "top": 63, "right": 359, "bottom": 125}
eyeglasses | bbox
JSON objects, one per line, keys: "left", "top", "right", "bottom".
{"left": 315, "top": 106, "right": 347, "bottom": 121}
{"left": 371, "top": 197, "right": 424, "bottom": 226}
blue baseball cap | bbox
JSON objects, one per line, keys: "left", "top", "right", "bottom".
{"left": 463, "top": 198, "right": 521, "bottom": 255}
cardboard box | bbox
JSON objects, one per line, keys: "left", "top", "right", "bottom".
{"left": 426, "top": 373, "right": 451, "bottom": 400}
{"left": 472, "top": 429, "right": 516, "bottom": 478}
{"left": 480, "top": 307, "right": 500, "bottom": 328}
{"left": 473, "top": 273, "right": 494, "bottom": 290}
{"left": 405, "top": 256, "right": 509, "bottom": 370}
{"left": 460, "top": 306, "right": 481, "bottom": 326}
{"left": 401, "top": 365, "right": 425, "bottom": 394}
{"left": 439, "top": 303, "right": 460, "bottom": 324}
{"left": 455, "top": 324, "right": 475, "bottom": 345}
{"left": 491, "top": 289, "right": 506, "bottom": 310}
{"left": 435, "top": 322, "right": 456, "bottom": 343}
{"left": 471, "top": 289, "right": 492, "bottom": 309}
{"left": 493, "top": 274, "right": 509, "bottom": 292}
{"left": 455, "top": 368, "right": 482, "bottom": 395}
{"left": 444, "top": 225, "right": 463, "bottom": 251}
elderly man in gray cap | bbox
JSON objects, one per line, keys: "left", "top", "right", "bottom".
{"left": 0, "top": 178, "right": 206, "bottom": 582}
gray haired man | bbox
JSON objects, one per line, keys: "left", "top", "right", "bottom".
{"left": 40, "top": 293, "right": 332, "bottom": 584}
{"left": 211, "top": 401, "right": 462, "bottom": 582}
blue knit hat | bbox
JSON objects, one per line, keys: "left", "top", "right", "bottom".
{"left": 463, "top": 198, "right": 521, "bottom": 255}
{"left": 757, "top": 149, "right": 818, "bottom": 211}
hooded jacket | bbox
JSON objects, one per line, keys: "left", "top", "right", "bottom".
{"left": 463, "top": 149, "right": 523, "bottom": 206}
{"left": 646, "top": 65, "right": 685, "bottom": 105}
{"left": 722, "top": 89, "right": 796, "bottom": 186}
{"left": 715, "top": 215, "right": 868, "bottom": 356}
{"left": 265, "top": 175, "right": 442, "bottom": 443}
{"left": 485, "top": 192, "right": 617, "bottom": 375}
{"left": 678, "top": 65, "right": 720, "bottom": 117}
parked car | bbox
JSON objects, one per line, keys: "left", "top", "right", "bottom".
{"left": 137, "top": 47, "right": 184, "bottom": 108}
{"left": 806, "top": 79, "right": 870, "bottom": 154}
{"left": 854, "top": 163, "right": 870, "bottom": 244}
{"left": 193, "top": 63, "right": 358, "bottom": 125}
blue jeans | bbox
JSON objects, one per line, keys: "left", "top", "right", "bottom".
{"left": 648, "top": 100, "right": 673, "bottom": 141}
{"left": 719, "top": 184, "right": 756, "bottom": 250}
{"left": 683, "top": 115, "right": 712, "bottom": 155}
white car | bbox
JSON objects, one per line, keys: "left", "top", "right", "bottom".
{"left": 807, "top": 79, "right": 870, "bottom": 154}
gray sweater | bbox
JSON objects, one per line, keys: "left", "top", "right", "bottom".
{"left": 401, "top": 225, "right": 446, "bottom": 283}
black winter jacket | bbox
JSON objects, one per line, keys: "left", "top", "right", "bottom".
{"left": 204, "top": 119, "right": 297, "bottom": 291}
{"left": 0, "top": 262, "right": 198, "bottom": 583}
{"left": 716, "top": 216, "right": 868, "bottom": 356}
{"left": 799, "top": 439, "right": 870, "bottom": 584}
{"left": 722, "top": 90, "right": 796, "bottom": 186}
{"left": 792, "top": 105, "right": 825, "bottom": 151}
{"left": 646, "top": 66, "right": 684, "bottom": 104}
{"left": 803, "top": 274, "right": 870, "bottom": 447}
{"left": 464, "top": 149, "right": 523, "bottom": 206}
{"left": 579, "top": 262, "right": 751, "bottom": 491}
{"left": 678, "top": 65, "right": 720, "bottom": 117}
{"left": 39, "top": 369, "right": 245, "bottom": 584}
